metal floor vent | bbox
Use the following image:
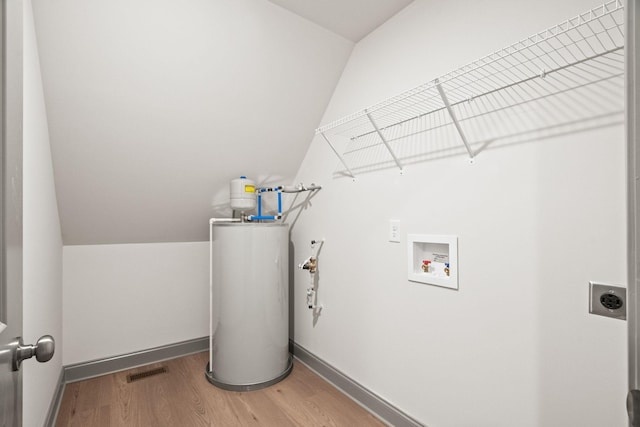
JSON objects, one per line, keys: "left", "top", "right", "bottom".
{"left": 126, "top": 366, "right": 168, "bottom": 383}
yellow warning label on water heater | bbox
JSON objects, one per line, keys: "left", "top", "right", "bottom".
{"left": 245, "top": 185, "right": 255, "bottom": 193}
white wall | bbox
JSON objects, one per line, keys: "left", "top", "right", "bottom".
{"left": 22, "top": 1, "right": 64, "bottom": 426}
{"left": 63, "top": 242, "right": 208, "bottom": 365}
{"left": 51, "top": 1, "right": 627, "bottom": 426}
{"left": 291, "top": 1, "right": 627, "bottom": 426}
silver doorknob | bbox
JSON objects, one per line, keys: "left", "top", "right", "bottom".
{"left": 11, "top": 335, "right": 55, "bottom": 371}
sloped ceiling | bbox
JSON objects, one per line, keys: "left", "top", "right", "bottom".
{"left": 31, "top": 0, "right": 354, "bottom": 245}
{"left": 267, "top": 0, "right": 414, "bottom": 42}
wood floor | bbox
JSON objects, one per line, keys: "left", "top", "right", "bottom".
{"left": 55, "top": 351, "right": 386, "bottom": 426}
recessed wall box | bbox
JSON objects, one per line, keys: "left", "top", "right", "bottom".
{"left": 408, "top": 234, "right": 458, "bottom": 289}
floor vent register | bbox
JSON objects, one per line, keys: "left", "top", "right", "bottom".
{"left": 126, "top": 366, "right": 168, "bottom": 383}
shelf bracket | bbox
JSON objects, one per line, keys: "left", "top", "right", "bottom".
{"left": 435, "top": 79, "right": 475, "bottom": 160}
{"left": 320, "top": 132, "right": 356, "bottom": 179}
{"left": 366, "top": 111, "right": 404, "bottom": 173}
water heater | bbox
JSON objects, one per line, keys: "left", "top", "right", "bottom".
{"left": 206, "top": 222, "right": 292, "bottom": 390}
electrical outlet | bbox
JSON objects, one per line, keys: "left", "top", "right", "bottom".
{"left": 389, "top": 220, "right": 400, "bottom": 243}
{"left": 589, "top": 281, "right": 626, "bottom": 320}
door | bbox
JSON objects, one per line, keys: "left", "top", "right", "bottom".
{"left": 630, "top": 1, "right": 640, "bottom": 426}
{"left": 0, "top": 0, "right": 24, "bottom": 425}
{"left": 0, "top": 1, "right": 55, "bottom": 425}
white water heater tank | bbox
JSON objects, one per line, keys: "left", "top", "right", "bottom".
{"left": 207, "top": 223, "right": 292, "bottom": 391}
{"left": 230, "top": 176, "right": 256, "bottom": 211}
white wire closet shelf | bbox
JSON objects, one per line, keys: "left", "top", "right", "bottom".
{"left": 316, "top": 0, "right": 625, "bottom": 178}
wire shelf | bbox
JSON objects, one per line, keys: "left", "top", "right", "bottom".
{"left": 316, "top": 0, "right": 625, "bottom": 177}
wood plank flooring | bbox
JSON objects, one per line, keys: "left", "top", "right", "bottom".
{"left": 55, "top": 351, "right": 386, "bottom": 426}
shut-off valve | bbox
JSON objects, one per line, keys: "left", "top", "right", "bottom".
{"left": 298, "top": 239, "right": 323, "bottom": 310}
{"left": 298, "top": 256, "right": 317, "bottom": 274}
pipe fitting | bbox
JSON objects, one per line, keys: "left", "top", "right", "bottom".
{"left": 298, "top": 256, "right": 317, "bottom": 273}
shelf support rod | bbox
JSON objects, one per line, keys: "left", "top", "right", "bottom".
{"left": 320, "top": 132, "right": 356, "bottom": 179}
{"left": 366, "top": 111, "right": 404, "bottom": 172}
{"left": 435, "top": 79, "right": 475, "bottom": 159}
